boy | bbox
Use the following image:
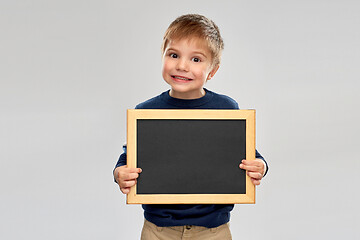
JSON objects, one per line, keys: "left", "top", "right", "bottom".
{"left": 114, "top": 14, "right": 268, "bottom": 240}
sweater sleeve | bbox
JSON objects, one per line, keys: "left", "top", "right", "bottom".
{"left": 113, "top": 144, "right": 127, "bottom": 183}
{"left": 255, "top": 149, "right": 268, "bottom": 177}
{"left": 115, "top": 144, "right": 127, "bottom": 167}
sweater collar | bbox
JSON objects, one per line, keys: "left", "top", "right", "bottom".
{"left": 160, "top": 88, "right": 214, "bottom": 108}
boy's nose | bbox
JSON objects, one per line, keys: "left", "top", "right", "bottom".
{"left": 176, "top": 59, "right": 189, "bottom": 71}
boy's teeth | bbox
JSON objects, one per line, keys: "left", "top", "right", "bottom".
{"left": 174, "top": 76, "right": 189, "bottom": 80}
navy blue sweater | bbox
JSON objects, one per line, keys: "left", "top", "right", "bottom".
{"left": 115, "top": 88, "right": 268, "bottom": 228}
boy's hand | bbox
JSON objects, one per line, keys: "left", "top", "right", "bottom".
{"left": 239, "top": 159, "right": 265, "bottom": 186}
{"left": 114, "top": 165, "right": 142, "bottom": 194}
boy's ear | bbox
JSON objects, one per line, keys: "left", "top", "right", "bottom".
{"left": 207, "top": 65, "right": 220, "bottom": 80}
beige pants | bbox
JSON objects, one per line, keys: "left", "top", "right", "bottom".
{"left": 140, "top": 219, "right": 232, "bottom": 240}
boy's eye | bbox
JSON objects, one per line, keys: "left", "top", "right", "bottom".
{"left": 192, "top": 57, "right": 200, "bottom": 62}
{"left": 170, "top": 53, "right": 178, "bottom": 58}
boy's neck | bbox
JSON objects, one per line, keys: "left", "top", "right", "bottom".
{"left": 169, "top": 88, "right": 206, "bottom": 100}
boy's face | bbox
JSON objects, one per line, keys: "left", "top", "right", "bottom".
{"left": 162, "top": 37, "right": 219, "bottom": 99}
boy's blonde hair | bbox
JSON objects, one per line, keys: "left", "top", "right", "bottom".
{"left": 161, "top": 14, "right": 224, "bottom": 67}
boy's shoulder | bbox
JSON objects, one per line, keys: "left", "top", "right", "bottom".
{"left": 135, "top": 91, "right": 167, "bottom": 109}
{"left": 209, "top": 90, "right": 239, "bottom": 109}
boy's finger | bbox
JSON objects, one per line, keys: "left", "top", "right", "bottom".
{"left": 120, "top": 187, "right": 130, "bottom": 194}
{"left": 120, "top": 179, "right": 137, "bottom": 188}
{"left": 126, "top": 172, "right": 140, "bottom": 180}
{"left": 122, "top": 169, "right": 142, "bottom": 180}
{"left": 241, "top": 159, "right": 261, "bottom": 166}
{"left": 251, "top": 179, "right": 261, "bottom": 186}
{"left": 124, "top": 180, "right": 137, "bottom": 188}
{"left": 127, "top": 168, "right": 143, "bottom": 173}
{"left": 239, "top": 164, "right": 260, "bottom": 172}
{"left": 247, "top": 171, "right": 263, "bottom": 180}
{"left": 119, "top": 166, "right": 142, "bottom": 173}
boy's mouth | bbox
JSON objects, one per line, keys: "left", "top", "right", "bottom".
{"left": 172, "top": 75, "right": 192, "bottom": 81}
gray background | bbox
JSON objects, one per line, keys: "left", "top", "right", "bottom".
{"left": 1, "top": 0, "right": 359, "bottom": 239}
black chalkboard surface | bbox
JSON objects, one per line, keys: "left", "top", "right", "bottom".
{"left": 126, "top": 109, "right": 256, "bottom": 204}
{"left": 137, "top": 119, "right": 246, "bottom": 194}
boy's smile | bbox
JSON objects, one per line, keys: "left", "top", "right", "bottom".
{"left": 162, "top": 37, "right": 219, "bottom": 99}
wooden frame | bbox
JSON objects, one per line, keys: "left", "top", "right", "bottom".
{"left": 127, "top": 109, "right": 256, "bottom": 204}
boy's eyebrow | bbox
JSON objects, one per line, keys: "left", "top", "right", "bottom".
{"left": 166, "top": 48, "right": 208, "bottom": 58}
{"left": 166, "top": 47, "right": 178, "bottom": 52}
{"left": 192, "top": 51, "right": 207, "bottom": 58}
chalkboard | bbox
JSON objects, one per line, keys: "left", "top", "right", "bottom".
{"left": 126, "top": 109, "right": 256, "bottom": 204}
